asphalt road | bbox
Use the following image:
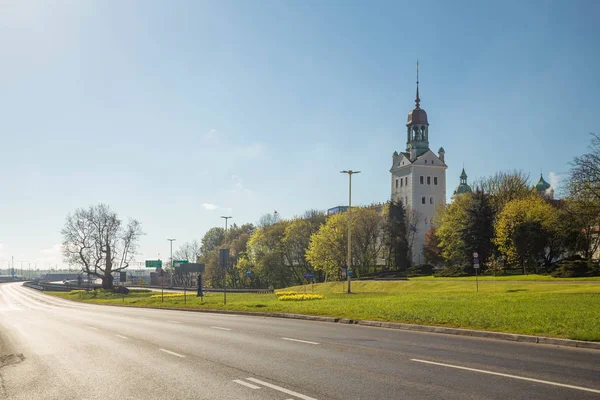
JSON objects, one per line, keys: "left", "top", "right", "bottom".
{"left": 0, "top": 282, "right": 598, "bottom": 400}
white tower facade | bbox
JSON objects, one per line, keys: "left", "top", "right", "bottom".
{"left": 390, "top": 71, "right": 447, "bottom": 264}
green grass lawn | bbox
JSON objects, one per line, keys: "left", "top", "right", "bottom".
{"left": 409, "top": 274, "right": 600, "bottom": 281}
{"left": 47, "top": 279, "right": 600, "bottom": 341}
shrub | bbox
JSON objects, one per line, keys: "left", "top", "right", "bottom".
{"left": 435, "top": 265, "right": 471, "bottom": 277}
{"left": 406, "top": 264, "right": 435, "bottom": 276}
{"left": 552, "top": 260, "right": 599, "bottom": 278}
{"left": 278, "top": 294, "right": 325, "bottom": 301}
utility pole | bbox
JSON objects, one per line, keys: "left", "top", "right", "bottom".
{"left": 340, "top": 170, "right": 360, "bottom": 294}
{"left": 168, "top": 238, "right": 176, "bottom": 287}
{"left": 221, "top": 216, "right": 232, "bottom": 305}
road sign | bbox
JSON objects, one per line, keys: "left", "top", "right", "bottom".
{"left": 175, "top": 264, "right": 204, "bottom": 273}
{"left": 120, "top": 272, "right": 126, "bottom": 283}
{"left": 473, "top": 252, "right": 479, "bottom": 258}
{"left": 473, "top": 258, "right": 479, "bottom": 264}
{"left": 145, "top": 260, "right": 162, "bottom": 269}
{"left": 341, "top": 268, "right": 347, "bottom": 278}
{"left": 348, "top": 270, "right": 353, "bottom": 277}
{"left": 246, "top": 271, "right": 251, "bottom": 278}
{"left": 173, "top": 260, "right": 188, "bottom": 268}
{"left": 474, "top": 263, "right": 480, "bottom": 269}
{"left": 303, "top": 273, "right": 315, "bottom": 279}
{"left": 219, "top": 248, "right": 229, "bottom": 269}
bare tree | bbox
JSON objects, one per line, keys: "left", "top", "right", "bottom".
{"left": 567, "top": 133, "right": 600, "bottom": 262}
{"left": 61, "top": 204, "right": 143, "bottom": 289}
{"left": 569, "top": 133, "right": 600, "bottom": 202}
{"left": 474, "top": 170, "right": 530, "bottom": 213}
{"left": 172, "top": 240, "right": 202, "bottom": 287}
{"left": 258, "top": 212, "right": 280, "bottom": 228}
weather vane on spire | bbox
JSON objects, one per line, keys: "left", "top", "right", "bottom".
{"left": 415, "top": 59, "right": 420, "bottom": 109}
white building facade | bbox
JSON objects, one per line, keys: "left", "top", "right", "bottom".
{"left": 390, "top": 79, "right": 447, "bottom": 264}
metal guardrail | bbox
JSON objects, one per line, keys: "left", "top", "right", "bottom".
{"left": 136, "top": 285, "right": 274, "bottom": 294}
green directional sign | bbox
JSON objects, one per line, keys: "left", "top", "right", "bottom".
{"left": 173, "top": 260, "right": 188, "bottom": 268}
{"left": 145, "top": 260, "right": 162, "bottom": 269}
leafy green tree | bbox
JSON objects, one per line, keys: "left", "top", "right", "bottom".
{"left": 384, "top": 200, "right": 409, "bottom": 272}
{"left": 306, "top": 213, "right": 347, "bottom": 280}
{"left": 435, "top": 194, "right": 471, "bottom": 264}
{"left": 494, "top": 195, "right": 558, "bottom": 274}
{"left": 423, "top": 227, "right": 444, "bottom": 266}
{"left": 458, "top": 189, "right": 495, "bottom": 266}
{"left": 200, "top": 227, "right": 225, "bottom": 255}
{"left": 247, "top": 220, "right": 290, "bottom": 288}
{"left": 283, "top": 214, "right": 325, "bottom": 282}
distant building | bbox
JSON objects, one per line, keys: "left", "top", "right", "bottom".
{"left": 452, "top": 168, "right": 473, "bottom": 199}
{"left": 390, "top": 67, "right": 447, "bottom": 264}
{"left": 534, "top": 173, "right": 554, "bottom": 200}
{"left": 327, "top": 206, "right": 349, "bottom": 216}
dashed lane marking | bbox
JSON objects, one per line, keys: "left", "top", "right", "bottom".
{"left": 211, "top": 326, "right": 232, "bottom": 331}
{"left": 246, "top": 378, "right": 318, "bottom": 400}
{"left": 281, "top": 337, "right": 320, "bottom": 345}
{"left": 159, "top": 349, "right": 186, "bottom": 358}
{"left": 232, "top": 379, "right": 261, "bottom": 389}
{"left": 411, "top": 359, "right": 600, "bottom": 394}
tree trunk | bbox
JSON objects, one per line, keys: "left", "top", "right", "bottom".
{"left": 102, "top": 274, "right": 113, "bottom": 289}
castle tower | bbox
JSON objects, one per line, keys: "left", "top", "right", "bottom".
{"left": 390, "top": 62, "right": 447, "bottom": 264}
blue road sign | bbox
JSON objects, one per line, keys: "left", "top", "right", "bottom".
{"left": 246, "top": 271, "right": 251, "bottom": 278}
{"left": 473, "top": 258, "right": 479, "bottom": 264}
{"left": 348, "top": 270, "right": 353, "bottom": 277}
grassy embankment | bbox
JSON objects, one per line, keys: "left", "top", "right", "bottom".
{"left": 46, "top": 278, "right": 600, "bottom": 341}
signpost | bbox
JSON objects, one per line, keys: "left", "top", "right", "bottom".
{"left": 473, "top": 252, "right": 480, "bottom": 292}
{"left": 219, "top": 249, "right": 229, "bottom": 305}
{"left": 304, "top": 273, "right": 315, "bottom": 292}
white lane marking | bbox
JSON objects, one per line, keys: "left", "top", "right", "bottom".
{"left": 246, "top": 378, "right": 317, "bottom": 400}
{"left": 168, "top": 320, "right": 180, "bottom": 324}
{"left": 159, "top": 348, "right": 186, "bottom": 358}
{"left": 211, "top": 326, "right": 232, "bottom": 331}
{"left": 232, "top": 379, "right": 261, "bottom": 389}
{"left": 411, "top": 359, "right": 600, "bottom": 394}
{"left": 115, "top": 334, "right": 128, "bottom": 339}
{"left": 87, "top": 326, "right": 99, "bottom": 330}
{"left": 281, "top": 337, "right": 320, "bottom": 345}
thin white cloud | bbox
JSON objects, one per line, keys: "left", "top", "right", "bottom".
{"left": 206, "top": 129, "right": 218, "bottom": 138}
{"left": 202, "top": 203, "right": 219, "bottom": 210}
{"left": 548, "top": 171, "right": 560, "bottom": 190}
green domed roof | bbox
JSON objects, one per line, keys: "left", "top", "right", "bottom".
{"left": 534, "top": 174, "right": 551, "bottom": 192}
{"left": 453, "top": 167, "right": 472, "bottom": 197}
{"left": 439, "top": 147, "right": 445, "bottom": 153}
{"left": 454, "top": 183, "right": 473, "bottom": 196}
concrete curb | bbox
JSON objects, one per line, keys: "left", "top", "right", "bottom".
{"left": 92, "top": 302, "right": 600, "bottom": 351}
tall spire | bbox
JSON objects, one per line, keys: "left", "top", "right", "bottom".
{"left": 415, "top": 59, "right": 420, "bottom": 109}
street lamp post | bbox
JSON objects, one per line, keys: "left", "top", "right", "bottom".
{"left": 168, "top": 239, "right": 176, "bottom": 287}
{"left": 341, "top": 170, "right": 360, "bottom": 294}
{"left": 220, "top": 216, "right": 232, "bottom": 305}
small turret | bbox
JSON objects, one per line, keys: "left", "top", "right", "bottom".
{"left": 438, "top": 147, "right": 445, "bottom": 163}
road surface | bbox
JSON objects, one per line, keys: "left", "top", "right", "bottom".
{"left": 0, "top": 282, "right": 598, "bottom": 399}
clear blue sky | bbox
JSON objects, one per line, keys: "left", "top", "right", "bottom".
{"left": 1, "top": 0, "right": 598, "bottom": 270}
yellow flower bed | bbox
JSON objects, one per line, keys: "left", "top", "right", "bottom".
{"left": 70, "top": 290, "right": 86, "bottom": 294}
{"left": 275, "top": 291, "right": 298, "bottom": 296}
{"left": 150, "top": 293, "right": 187, "bottom": 298}
{"left": 278, "top": 294, "right": 325, "bottom": 301}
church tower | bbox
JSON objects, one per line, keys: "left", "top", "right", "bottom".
{"left": 390, "top": 63, "right": 447, "bottom": 264}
